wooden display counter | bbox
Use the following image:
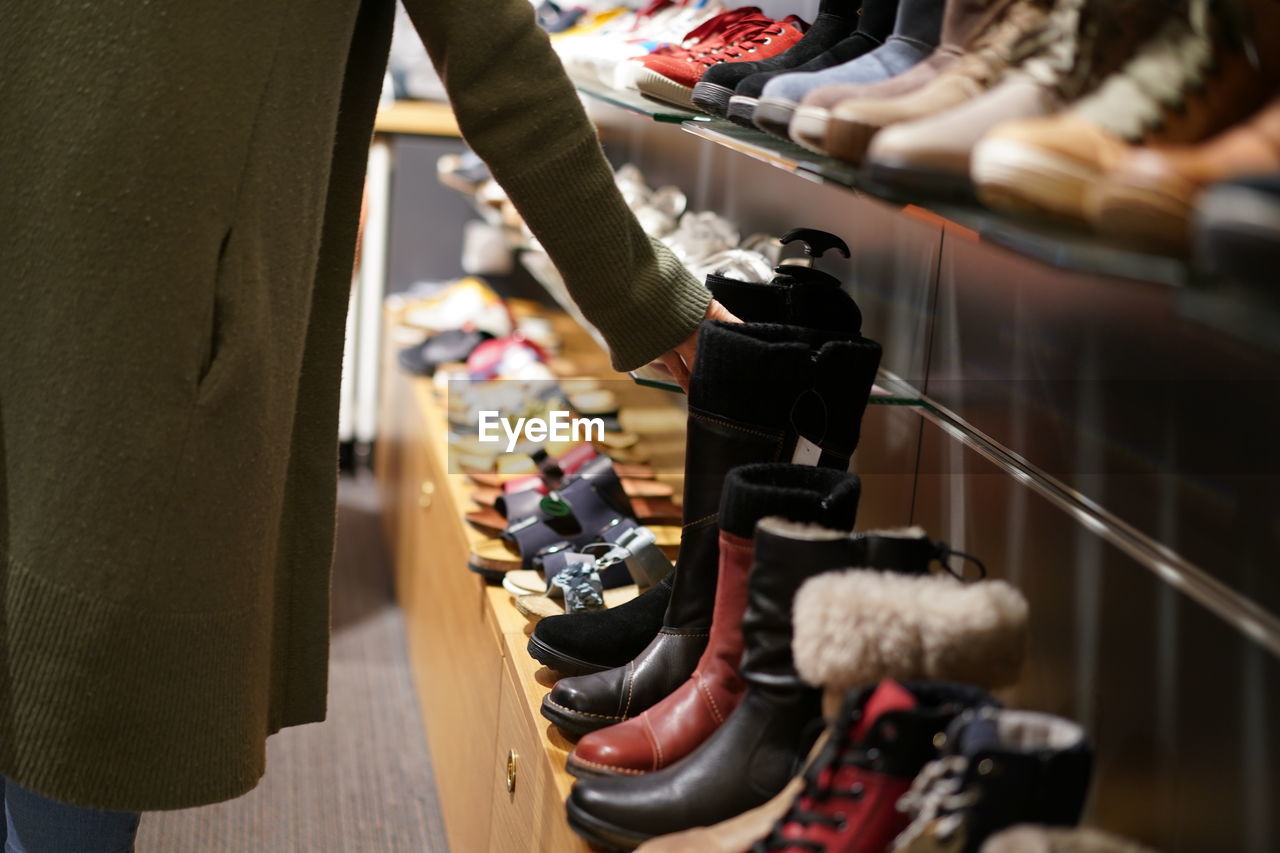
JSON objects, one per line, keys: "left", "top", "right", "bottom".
{"left": 375, "top": 302, "right": 684, "bottom": 852}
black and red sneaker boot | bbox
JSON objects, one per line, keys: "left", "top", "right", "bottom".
{"left": 892, "top": 707, "right": 1094, "bottom": 853}
{"left": 756, "top": 680, "right": 995, "bottom": 853}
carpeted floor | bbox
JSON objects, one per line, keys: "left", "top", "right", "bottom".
{"left": 137, "top": 475, "right": 449, "bottom": 852}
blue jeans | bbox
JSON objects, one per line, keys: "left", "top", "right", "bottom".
{"left": 2, "top": 779, "right": 140, "bottom": 853}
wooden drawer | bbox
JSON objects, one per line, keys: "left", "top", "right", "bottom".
{"left": 489, "top": 660, "right": 552, "bottom": 853}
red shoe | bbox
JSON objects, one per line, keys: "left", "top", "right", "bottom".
{"left": 756, "top": 681, "right": 994, "bottom": 853}
{"left": 636, "top": 13, "right": 807, "bottom": 109}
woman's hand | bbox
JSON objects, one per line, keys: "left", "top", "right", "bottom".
{"left": 653, "top": 299, "right": 742, "bottom": 391}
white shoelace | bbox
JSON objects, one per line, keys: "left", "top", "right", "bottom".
{"left": 892, "top": 756, "right": 981, "bottom": 848}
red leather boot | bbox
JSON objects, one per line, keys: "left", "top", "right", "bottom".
{"left": 566, "top": 464, "right": 862, "bottom": 777}
{"left": 566, "top": 479, "right": 947, "bottom": 777}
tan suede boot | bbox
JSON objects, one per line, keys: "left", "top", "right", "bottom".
{"left": 1088, "top": 96, "right": 1280, "bottom": 251}
{"left": 825, "top": 0, "right": 1054, "bottom": 164}
{"left": 972, "top": 0, "right": 1280, "bottom": 223}
{"left": 862, "top": 0, "right": 1175, "bottom": 195}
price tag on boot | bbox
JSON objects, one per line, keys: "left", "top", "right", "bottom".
{"left": 792, "top": 437, "right": 823, "bottom": 466}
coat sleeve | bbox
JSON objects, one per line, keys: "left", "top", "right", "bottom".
{"left": 402, "top": 0, "right": 711, "bottom": 371}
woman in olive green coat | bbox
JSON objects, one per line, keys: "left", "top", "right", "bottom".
{"left": 0, "top": 0, "right": 731, "bottom": 827}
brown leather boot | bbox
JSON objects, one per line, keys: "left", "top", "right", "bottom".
{"left": 825, "top": 0, "right": 1054, "bottom": 164}
{"left": 863, "top": 0, "right": 1184, "bottom": 195}
{"left": 973, "top": 0, "right": 1280, "bottom": 223}
{"left": 1088, "top": 96, "right": 1280, "bottom": 251}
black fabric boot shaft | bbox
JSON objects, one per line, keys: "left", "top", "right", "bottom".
{"left": 915, "top": 709, "right": 1094, "bottom": 853}
{"left": 730, "top": 0, "right": 902, "bottom": 109}
{"left": 542, "top": 465, "right": 862, "bottom": 740}
{"left": 529, "top": 282, "right": 878, "bottom": 677}
{"left": 565, "top": 523, "right": 941, "bottom": 849}
{"left": 889, "top": 0, "right": 948, "bottom": 46}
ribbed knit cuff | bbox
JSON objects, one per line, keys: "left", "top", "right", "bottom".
{"left": 718, "top": 464, "right": 861, "bottom": 539}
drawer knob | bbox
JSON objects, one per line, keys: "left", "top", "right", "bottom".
{"left": 506, "top": 749, "right": 518, "bottom": 793}
{"left": 418, "top": 480, "right": 435, "bottom": 509}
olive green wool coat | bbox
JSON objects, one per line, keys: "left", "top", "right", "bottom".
{"left": 0, "top": 0, "right": 707, "bottom": 810}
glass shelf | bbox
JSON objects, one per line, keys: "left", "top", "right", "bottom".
{"left": 573, "top": 76, "right": 714, "bottom": 125}
{"left": 572, "top": 79, "right": 1195, "bottom": 288}
{"left": 677, "top": 118, "right": 1192, "bottom": 288}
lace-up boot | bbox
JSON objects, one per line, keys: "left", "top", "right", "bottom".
{"left": 636, "top": 12, "right": 809, "bottom": 109}
{"left": 892, "top": 708, "right": 1093, "bottom": 853}
{"left": 754, "top": 681, "right": 995, "bottom": 853}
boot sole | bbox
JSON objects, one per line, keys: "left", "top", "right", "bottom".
{"left": 789, "top": 105, "right": 831, "bottom": 153}
{"left": 1089, "top": 181, "right": 1193, "bottom": 254}
{"left": 726, "top": 95, "right": 759, "bottom": 128}
{"left": 691, "top": 81, "right": 734, "bottom": 117}
{"left": 566, "top": 797, "right": 654, "bottom": 851}
{"left": 753, "top": 97, "right": 799, "bottom": 139}
{"left": 634, "top": 68, "right": 696, "bottom": 110}
{"left": 972, "top": 137, "right": 1099, "bottom": 221}
{"left": 863, "top": 155, "right": 977, "bottom": 202}
{"left": 526, "top": 633, "right": 613, "bottom": 677}
{"left": 541, "top": 694, "right": 624, "bottom": 739}
{"left": 564, "top": 751, "right": 646, "bottom": 779}
{"left": 823, "top": 114, "right": 880, "bottom": 165}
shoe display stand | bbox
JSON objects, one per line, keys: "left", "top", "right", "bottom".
{"left": 375, "top": 301, "right": 685, "bottom": 853}
{"left": 571, "top": 88, "right": 1280, "bottom": 850}
{"left": 372, "top": 78, "right": 1280, "bottom": 845}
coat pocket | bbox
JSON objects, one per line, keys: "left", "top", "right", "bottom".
{"left": 196, "top": 227, "right": 235, "bottom": 403}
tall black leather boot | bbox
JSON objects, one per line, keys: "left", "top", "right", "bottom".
{"left": 527, "top": 239, "right": 876, "bottom": 680}
{"left": 535, "top": 321, "right": 882, "bottom": 736}
{"left": 565, "top": 521, "right": 943, "bottom": 850}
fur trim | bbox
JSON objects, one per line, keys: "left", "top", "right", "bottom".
{"left": 792, "top": 571, "right": 1028, "bottom": 691}
{"left": 756, "top": 517, "right": 851, "bottom": 540}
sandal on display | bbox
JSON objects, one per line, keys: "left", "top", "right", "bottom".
{"left": 397, "top": 328, "right": 494, "bottom": 377}
{"left": 467, "top": 457, "right": 680, "bottom": 581}
{"left": 506, "top": 521, "right": 675, "bottom": 620}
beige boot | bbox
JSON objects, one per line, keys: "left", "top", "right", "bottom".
{"left": 973, "top": 0, "right": 1280, "bottom": 222}
{"left": 864, "top": 0, "right": 1171, "bottom": 195}
{"left": 825, "top": 0, "right": 1055, "bottom": 164}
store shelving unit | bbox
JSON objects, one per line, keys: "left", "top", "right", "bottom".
{"left": 375, "top": 70, "right": 1280, "bottom": 849}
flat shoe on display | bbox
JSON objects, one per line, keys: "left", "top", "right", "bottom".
{"left": 691, "top": 0, "right": 862, "bottom": 119}
{"left": 636, "top": 12, "right": 808, "bottom": 110}
{"left": 749, "top": 0, "right": 901, "bottom": 135}
{"left": 768, "top": 0, "right": 946, "bottom": 150}
{"left": 397, "top": 328, "right": 493, "bottom": 377}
